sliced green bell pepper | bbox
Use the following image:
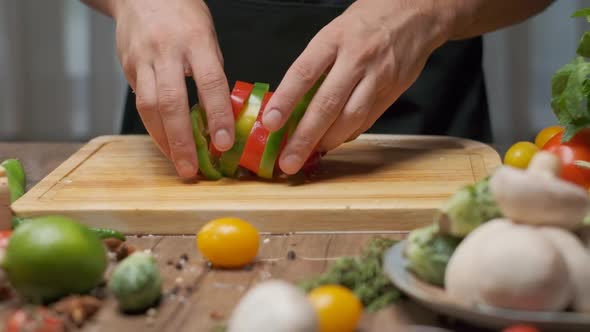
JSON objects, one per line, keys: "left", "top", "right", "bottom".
{"left": 220, "top": 82, "right": 269, "bottom": 177}
{"left": 1, "top": 159, "right": 26, "bottom": 202}
{"left": 257, "top": 77, "right": 324, "bottom": 179}
{"left": 190, "top": 104, "right": 223, "bottom": 180}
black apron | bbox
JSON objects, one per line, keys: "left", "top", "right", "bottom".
{"left": 121, "top": 0, "right": 493, "bottom": 143}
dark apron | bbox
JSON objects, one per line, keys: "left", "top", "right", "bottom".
{"left": 121, "top": 0, "right": 493, "bottom": 143}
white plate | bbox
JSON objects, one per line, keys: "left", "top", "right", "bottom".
{"left": 382, "top": 240, "right": 590, "bottom": 332}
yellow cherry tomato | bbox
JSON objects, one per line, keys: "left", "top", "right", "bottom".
{"left": 535, "top": 125, "right": 563, "bottom": 148}
{"left": 307, "top": 285, "right": 363, "bottom": 332}
{"left": 196, "top": 217, "right": 259, "bottom": 268}
{"left": 504, "top": 141, "right": 539, "bottom": 169}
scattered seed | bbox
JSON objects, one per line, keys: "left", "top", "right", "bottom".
{"left": 103, "top": 238, "right": 123, "bottom": 251}
{"left": 167, "top": 259, "right": 174, "bottom": 266}
{"left": 147, "top": 308, "right": 157, "bottom": 317}
{"left": 180, "top": 253, "right": 189, "bottom": 261}
{"left": 209, "top": 311, "right": 225, "bottom": 320}
{"left": 287, "top": 250, "right": 296, "bottom": 260}
{"left": 263, "top": 238, "right": 270, "bottom": 244}
{"left": 175, "top": 262, "right": 183, "bottom": 270}
{"left": 185, "top": 286, "right": 194, "bottom": 295}
{"left": 175, "top": 277, "right": 184, "bottom": 285}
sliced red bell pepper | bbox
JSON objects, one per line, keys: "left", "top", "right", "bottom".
{"left": 190, "top": 104, "right": 223, "bottom": 180}
{"left": 239, "top": 92, "right": 273, "bottom": 173}
{"left": 231, "top": 81, "right": 254, "bottom": 118}
{"left": 220, "top": 82, "right": 270, "bottom": 177}
{"left": 257, "top": 77, "right": 324, "bottom": 179}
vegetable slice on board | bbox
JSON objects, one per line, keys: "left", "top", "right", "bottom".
{"left": 240, "top": 92, "right": 273, "bottom": 173}
{"left": 209, "top": 81, "right": 255, "bottom": 158}
{"left": 190, "top": 104, "right": 223, "bottom": 180}
{"left": 220, "top": 82, "right": 269, "bottom": 177}
{"left": 258, "top": 77, "right": 324, "bottom": 179}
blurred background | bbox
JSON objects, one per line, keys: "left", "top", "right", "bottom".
{"left": 0, "top": 0, "right": 587, "bottom": 150}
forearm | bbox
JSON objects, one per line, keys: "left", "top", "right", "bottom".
{"left": 80, "top": 0, "right": 116, "bottom": 17}
{"left": 437, "top": 0, "right": 554, "bottom": 40}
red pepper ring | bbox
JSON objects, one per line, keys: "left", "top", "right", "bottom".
{"left": 240, "top": 92, "right": 273, "bottom": 173}
{"left": 231, "top": 81, "right": 254, "bottom": 118}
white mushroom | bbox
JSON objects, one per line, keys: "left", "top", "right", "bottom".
{"left": 445, "top": 219, "right": 572, "bottom": 311}
{"left": 490, "top": 151, "right": 590, "bottom": 229}
{"left": 538, "top": 227, "right": 590, "bottom": 313}
{"left": 227, "top": 279, "right": 318, "bottom": 332}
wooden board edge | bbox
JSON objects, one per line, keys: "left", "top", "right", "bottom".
{"left": 11, "top": 207, "right": 437, "bottom": 235}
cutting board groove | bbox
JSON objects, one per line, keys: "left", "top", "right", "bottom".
{"left": 12, "top": 134, "right": 500, "bottom": 234}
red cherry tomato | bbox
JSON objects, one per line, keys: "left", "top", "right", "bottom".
{"left": 543, "top": 128, "right": 590, "bottom": 189}
{"left": 502, "top": 324, "right": 540, "bottom": 332}
{"left": 5, "top": 308, "right": 65, "bottom": 332}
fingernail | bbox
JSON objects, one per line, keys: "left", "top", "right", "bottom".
{"left": 214, "top": 129, "right": 232, "bottom": 150}
{"left": 281, "top": 154, "right": 303, "bottom": 175}
{"left": 263, "top": 109, "right": 283, "bottom": 130}
{"left": 177, "top": 159, "right": 196, "bottom": 177}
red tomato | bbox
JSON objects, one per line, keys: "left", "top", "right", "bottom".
{"left": 502, "top": 324, "right": 540, "bottom": 332}
{"left": 240, "top": 92, "right": 273, "bottom": 173}
{"left": 5, "top": 308, "right": 65, "bottom": 332}
{"left": 543, "top": 128, "right": 590, "bottom": 189}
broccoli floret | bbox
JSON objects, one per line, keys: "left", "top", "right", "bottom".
{"left": 436, "top": 177, "right": 502, "bottom": 238}
{"left": 404, "top": 224, "right": 461, "bottom": 286}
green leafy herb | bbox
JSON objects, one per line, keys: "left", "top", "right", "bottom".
{"left": 298, "top": 237, "right": 401, "bottom": 312}
{"left": 551, "top": 8, "right": 590, "bottom": 141}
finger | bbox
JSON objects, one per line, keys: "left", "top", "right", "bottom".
{"left": 135, "top": 64, "right": 171, "bottom": 159}
{"left": 189, "top": 44, "right": 234, "bottom": 152}
{"left": 262, "top": 37, "right": 337, "bottom": 132}
{"left": 355, "top": 96, "right": 397, "bottom": 136}
{"left": 154, "top": 58, "right": 198, "bottom": 179}
{"left": 278, "top": 58, "right": 363, "bottom": 175}
{"left": 319, "top": 77, "right": 376, "bottom": 151}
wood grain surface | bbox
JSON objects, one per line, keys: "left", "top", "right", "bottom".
{"left": 12, "top": 134, "right": 501, "bottom": 234}
{"left": 0, "top": 141, "right": 497, "bottom": 332}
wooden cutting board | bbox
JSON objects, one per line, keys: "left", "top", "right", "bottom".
{"left": 12, "top": 134, "right": 500, "bottom": 234}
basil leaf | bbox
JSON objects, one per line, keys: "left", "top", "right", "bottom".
{"left": 578, "top": 32, "right": 590, "bottom": 58}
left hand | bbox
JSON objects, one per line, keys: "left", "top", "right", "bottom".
{"left": 262, "top": 0, "right": 451, "bottom": 174}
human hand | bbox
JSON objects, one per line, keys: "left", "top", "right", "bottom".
{"left": 262, "top": 0, "right": 452, "bottom": 175}
{"left": 112, "top": 0, "right": 234, "bottom": 178}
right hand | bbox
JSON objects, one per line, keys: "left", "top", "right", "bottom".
{"left": 111, "top": 0, "right": 234, "bottom": 178}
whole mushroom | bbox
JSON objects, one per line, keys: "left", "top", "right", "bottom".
{"left": 445, "top": 219, "right": 572, "bottom": 311}
{"left": 538, "top": 227, "right": 590, "bottom": 313}
{"left": 227, "top": 279, "right": 318, "bottom": 332}
{"left": 490, "top": 151, "right": 590, "bottom": 229}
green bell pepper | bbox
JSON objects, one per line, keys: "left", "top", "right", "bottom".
{"left": 190, "top": 104, "right": 223, "bottom": 180}
{"left": 220, "top": 82, "right": 269, "bottom": 177}
{"left": 257, "top": 77, "right": 324, "bottom": 179}
{"left": 1, "top": 159, "right": 26, "bottom": 202}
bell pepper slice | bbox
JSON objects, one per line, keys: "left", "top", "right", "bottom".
{"left": 220, "top": 82, "right": 269, "bottom": 177}
{"left": 1, "top": 159, "right": 26, "bottom": 202}
{"left": 190, "top": 104, "right": 223, "bottom": 180}
{"left": 208, "top": 81, "right": 255, "bottom": 158}
{"left": 231, "top": 81, "right": 255, "bottom": 119}
{"left": 257, "top": 77, "right": 324, "bottom": 179}
{"left": 239, "top": 92, "right": 273, "bottom": 173}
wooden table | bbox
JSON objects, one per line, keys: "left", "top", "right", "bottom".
{"left": 0, "top": 142, "right": 496, "bottom": 332}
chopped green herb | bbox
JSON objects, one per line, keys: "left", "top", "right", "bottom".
{"left": 298, "top": 237, "right": 401, "bottom": 312}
